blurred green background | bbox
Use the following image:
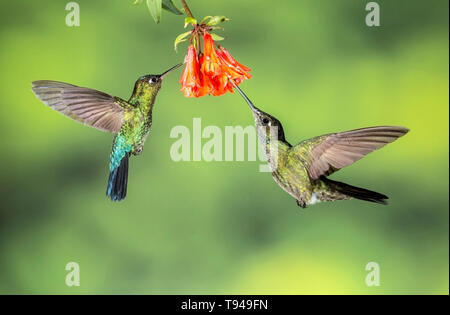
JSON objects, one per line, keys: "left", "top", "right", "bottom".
{"left": 0, "top": 0, "right": 448, "bottom": 294}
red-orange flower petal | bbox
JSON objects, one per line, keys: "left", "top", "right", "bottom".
{"left": 210, "top": 74, "right": 229, "bottom": 96}
{"left": 201, "top": 33, "right": 225, "bottom": 77}
{"left": 217, "top": 47, "right": 251, "bottom": 80}
{"left": 195, "top": 54, "right": 213, "bottom": 97}
{"left": 180, "top": 45, "right": 201, "bottom": 97}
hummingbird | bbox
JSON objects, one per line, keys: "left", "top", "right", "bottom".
{"left": 31, "top": 63, "right": 182, "bottom": 201}
{"left": 231, "top": 82, "right": 409, "bottom": 208}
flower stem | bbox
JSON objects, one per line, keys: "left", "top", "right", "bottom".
{"left": 180, "top": 0, "right": 195, "bottom": 19}
{"left": 180, "top": 0, "right": 200, "bottom": 53}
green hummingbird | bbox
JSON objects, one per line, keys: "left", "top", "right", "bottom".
{"left": 31, "top": 63, "right": 182, "bottom": 201}
{"left": 231, "top": 82, "right": 409, "bottom": 208}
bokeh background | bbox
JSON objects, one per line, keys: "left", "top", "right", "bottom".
{"left": 0, "top": 0, "right": 448, "bottom": 294}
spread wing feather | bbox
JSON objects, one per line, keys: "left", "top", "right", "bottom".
{"left": 31, "top": 80, "right": 132, "bottom": 133}
{"left": 291, "top": 126, "right": 409, "bottom": 179}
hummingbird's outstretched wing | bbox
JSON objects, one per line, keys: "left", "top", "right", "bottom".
{"left": 31, "top": 80, "right": 132, "bottom": 133}
{"left": 291, "top": 126, "right": 409, "bottom": 179}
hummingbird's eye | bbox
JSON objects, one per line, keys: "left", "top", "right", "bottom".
{"left": 149, "top": 77, "right": 158, "bottom": 84}
{"left": 262, "top": 118, "right": 270, "bottom": 125}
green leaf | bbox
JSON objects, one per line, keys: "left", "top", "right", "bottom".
{"left": 192, "top": 36, "right": 198, "bottom": 51}
{"left": 200, "top": 16, "right": 212, "bottom": 23}
{"left": 133, "top": 0, "right": 143, "bottom": 5}
{"left": 174, "top": 31, "right": 192, "bottom": 51}
{"left": 210, "top": 33, "right": 225, "bottom": 41}
{"left": 184, "top": 17, "right": 197, "bottom": 28}
{"left": 203, "top": 15, "right": 229, "bottom": 26}
{"left": 162, "top": 0, "right": 183, "bottom": 15}
{"left": 209, "top": 26, "right": 225, "bottom": 31}
{"left": 146, "top": 0, "right": 162, "bottom": 24}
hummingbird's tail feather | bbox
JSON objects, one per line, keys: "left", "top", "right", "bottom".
{"left": 106, "top": 152, "right": 129, "bottom": 201}
{"left": 320, "top": 176, "right": 388, "bottom": 205}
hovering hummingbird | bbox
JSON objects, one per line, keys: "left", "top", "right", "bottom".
{"left": 32, "top": 63, "right": 182, "bottom": 201}
{"left": 231, "top": 82, "right": 409, "bottom": 208}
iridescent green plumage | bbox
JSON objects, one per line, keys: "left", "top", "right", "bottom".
{"left": 32, "top": 63, "right": 182, "bottom": 201}
{"left": 232, "top": 82, "right": 409, "bottom": 208}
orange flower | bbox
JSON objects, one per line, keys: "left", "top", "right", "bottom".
{"left": 201, "top": 33, "right": 225, "bottom": 78}
{"left": 179, "top": 32, "right": 251, "bottom": 97}
{"left": 179, "top": 45, "right": 201, "bottom": 97}
{"left": 196, "top": 54, "right": 213, "bottom": 97}
{"left": 217, "top": 46, "right": 251, "bottom": 80}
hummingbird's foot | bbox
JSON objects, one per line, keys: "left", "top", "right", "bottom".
{"left": 296, "top": 200, "right": 307, "bottom": 209}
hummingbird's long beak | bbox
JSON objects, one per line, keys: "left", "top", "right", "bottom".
{"left": 160, "top": 63, "right": 183, "bottom": 79}
{"left": 230, "top": 80, "right": 259, "bottom": 112}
